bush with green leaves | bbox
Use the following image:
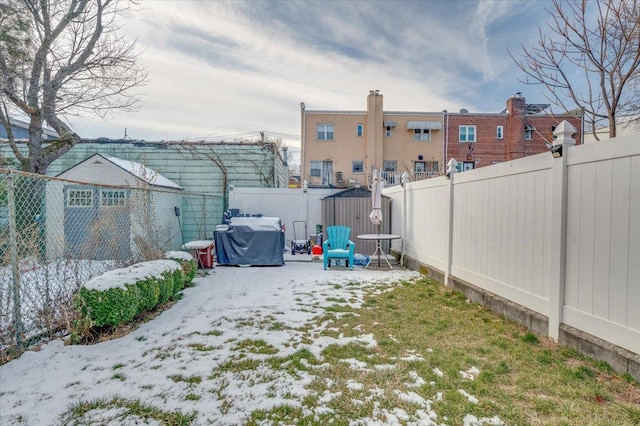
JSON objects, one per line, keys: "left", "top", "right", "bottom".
{"left": 164, "top": 250, "right": 197, "bottom": 286}
{"left": 72, "top": 259, "right": 185, "bottom": 341}
{"left": 75, "top": 284, "right": 141, "bottom": 328}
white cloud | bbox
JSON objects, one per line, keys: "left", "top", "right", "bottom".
{"left": 69, "top": 0, "right": 552, "bottom": 146}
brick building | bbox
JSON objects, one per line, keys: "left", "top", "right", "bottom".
{"left": 300, "top": 92, "right": 583, "bottom": 187}
{"left": 445, "top": 94, "right": 582, "bottom": 170}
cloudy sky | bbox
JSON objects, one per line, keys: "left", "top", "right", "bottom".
{"left": 69, "top": 0, "right": 557, "bottom": 148}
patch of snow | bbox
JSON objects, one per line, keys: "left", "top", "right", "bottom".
{"left": 394, "top": 390, "right": 429, "bottom": 408}
{"left": 406, "top": 370, "right": 427, "bottom": 388}
{"left": 164, "top": 250, "right": 194, "bottom": 261}
{"left": 400, "top": 354, "right": 425, "bottom": 362}
{"left": 103, "top": 154, "right": 183, "bottom": 190}
{"left": 458, "top": 389, "right": 479, "bottom": 404}
{"left": 318, "top": 389, "right": 342, "bottom": 404}
{"left": 346, "top": 380, "right": 364, "bottom": 391}
{"left": 463, "top": 414, "right": 505, "bottom": 425}
{"left": 84, "top": 259, "right": 181, "bottom": 291}
{"left": 459, "top": 366, "right": 480, "bottom": 381}
{"left": 374, "top": 364, "right": 396, "bottom": 371}
{"left": 339, "top": 358, "right": 370, "bottom": 371}
{"left": 432, "top": 368, "right": 444, "bottom": 377}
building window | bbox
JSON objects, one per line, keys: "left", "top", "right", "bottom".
{"left": 310, "top": 160, "right": 333, "bottom": 184}
{"left": 352, "top": 161, "right": 364, "bottom": 174}
{"left": 414, "top": 161, "right": 439, "bottom": 173}
{"left": 383, "top": 160, "right": 397, "bottom": 184}
{"left": 459, "top": 125, "right": 476, "bottom": 142}
{"left": 496, "top": 126, "right": 503, "bottom": 139}
{"left": 383, "top": 160, "right": 397, "bottom": 173}
{"left": 100, "top": 190, "right": 126, "bottom": 206}
{"left": 413, "top": 129, "right": 430, "bottom": 141}
{"left": 525, "top": 124, "right": 534, "bottom": 140}
{"left": 426, "top": 161, "right": 438, "bottom": 172}
{"left": 317, "top": 123, "right": 334, "bottom": 140}
{"left": 357, "top": 124, "right": 363, "bottom": 137}
{"left": 310, "top": 161, "right": 322, "bottom": 177}
{"left": 68, "top": 189, "right": 93, "bottom": 207}
{"left": 385, "top": 126, "right": 393, "bottom": 137}
{"left": 463, "top": 161, "right": 475, "bottom": 171}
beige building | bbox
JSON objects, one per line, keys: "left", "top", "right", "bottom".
{"left": 300, "top": 90, "right": 444, "bottom": 187}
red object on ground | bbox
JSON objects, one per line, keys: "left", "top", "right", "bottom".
{"left": 197, "top": 246, "right": 214, "bottom": 268}
{"left": 312, "top": 244, "right": 323, "bottom": 255}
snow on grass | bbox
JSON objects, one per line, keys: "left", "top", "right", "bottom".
{"left": 406, "top": 370, "right": 427, "bottom": 388}
{"left": 458, "top": 389, "right": 480, "bottom": 404}
{"left": 459, "top": 366, "right": 481, "bottom": 381}
{"left": 0, "top": 262, "right": 506, "bottom": 425}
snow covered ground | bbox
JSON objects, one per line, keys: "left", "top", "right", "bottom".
{"left": 0, "top": 261, "right": 501, "bottom": 425}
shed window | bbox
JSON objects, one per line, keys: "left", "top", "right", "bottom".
{"left": 68, "top": 189, "right": 93, "bottom": 207}
{"left": 101, "top": 190, "right": 126, "bottom": 206}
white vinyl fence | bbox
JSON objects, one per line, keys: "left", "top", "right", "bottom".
{"left": 386, "top": 127, "right": 639, "bottom": 357}
{"left": 228, "top": 186, "right": 339, "bottom": 244}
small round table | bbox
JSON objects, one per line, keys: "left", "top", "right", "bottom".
{"left": 356, "top": 234, "right": 401, "bottom": 269}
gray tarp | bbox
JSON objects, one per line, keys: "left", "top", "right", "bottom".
{"left": 214, "top": 217, "right": 284, "bottom": 266}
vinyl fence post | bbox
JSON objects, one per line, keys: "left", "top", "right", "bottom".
{"left": 548, "top": 121, "right": 576, "bottom": 341}
{"left": 7, "top": 174, "right": 23, "bottom": 349}
{"left": 444, "top": 161, "right": 457, "bottom": 286}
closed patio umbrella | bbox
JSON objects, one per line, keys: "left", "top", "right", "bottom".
{"left": 369, "top": 168, "right": 383, "bottom": 233}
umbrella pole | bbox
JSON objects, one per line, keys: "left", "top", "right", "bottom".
{"left": 377, "top": 223, "right": 381, "bottom": 267}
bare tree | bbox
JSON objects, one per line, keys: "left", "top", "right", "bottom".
{"left": 0, "top": 0, "right": 147, "bottom": 173}
{"left": 511, "top": 0, "right": 640, "bottom": 140}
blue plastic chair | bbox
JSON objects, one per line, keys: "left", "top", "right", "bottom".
{"left": 322, "top": 225, "right": 355, "bottom": 270}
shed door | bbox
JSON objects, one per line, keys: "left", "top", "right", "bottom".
{"left": 64, "top": 186, "right": 131, "bottom": 261}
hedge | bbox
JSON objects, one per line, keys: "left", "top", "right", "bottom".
{"left": 72, "top": 254, "right": 196, "bottom": 340}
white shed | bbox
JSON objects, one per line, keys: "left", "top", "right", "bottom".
{"left": 45, "top": 153, "right": 184, "bottom": 263}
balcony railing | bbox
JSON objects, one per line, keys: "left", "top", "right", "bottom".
{"left": 305, "top": 170, "right": 442, "bottom": 188}
{"left": 378, "top": 171, "right": 441, "bottom": 186}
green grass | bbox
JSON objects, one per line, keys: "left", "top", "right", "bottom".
{"left": 168, "top": 374, "right": 202, "bottom": 385}
{"left": 188, "top": 342, "right": 220, "bottom": 352}
{"left": 233, "top": 339, "right": 279, "bottom": 355}
{"left": 251, "top": 277, "right": 640, "bottom": 425}
{"left": 60, "top": 396, "right": 196, "bottom": 425}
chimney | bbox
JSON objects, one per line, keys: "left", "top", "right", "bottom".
{"left": 367, "top": 91, "right": 384, "bottom": 171}
{"left": 506, "top": 93, "right": 526, "bottom": 160}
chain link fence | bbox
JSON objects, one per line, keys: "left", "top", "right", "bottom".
{"left": 0, "top": 168, "right": 189, "bottom": 361}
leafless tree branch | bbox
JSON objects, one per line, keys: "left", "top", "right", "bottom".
{"left": 510, "top": 0, "right": 640, "bottom": 141}
{"left": 0, "top": 0, "right": 148, "bottom": 173}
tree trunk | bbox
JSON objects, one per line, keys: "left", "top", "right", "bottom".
{"left": 608, "top": 116, "right": 617, "bottom": 139}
